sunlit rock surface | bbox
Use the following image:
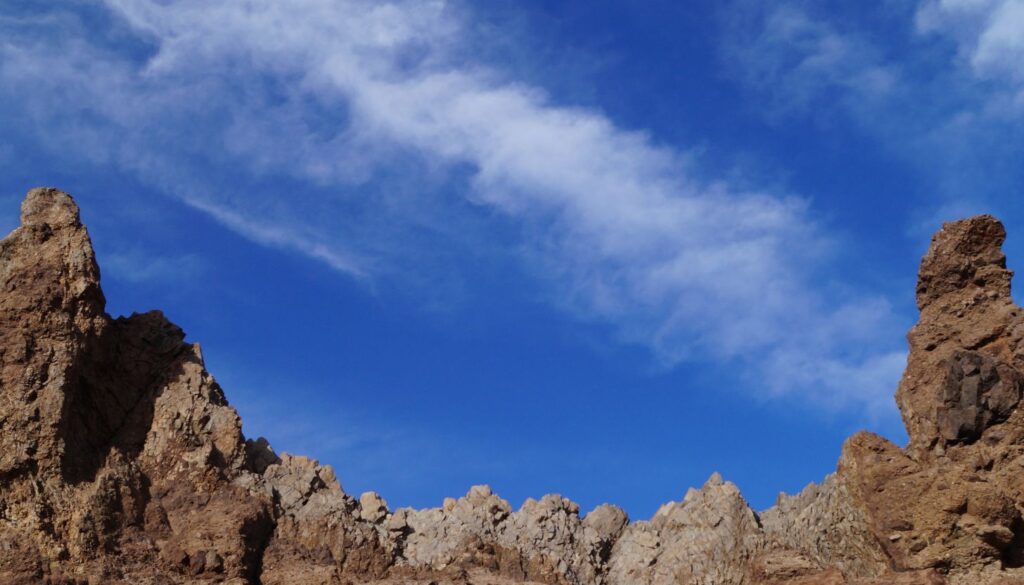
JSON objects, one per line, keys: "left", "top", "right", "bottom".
{"left": 2, "top": 188, "right": 1023, "bottom": 584}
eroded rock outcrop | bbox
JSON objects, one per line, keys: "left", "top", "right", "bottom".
{"left": 3, "top": 188, "right": 1024, "bottom": 584}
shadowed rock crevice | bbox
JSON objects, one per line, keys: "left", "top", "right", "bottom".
{"left": 4, "top": 187, "right": 1024, "bottom": 584}
{"left": 59, "top": 307, "right": 197, "bottom": 486}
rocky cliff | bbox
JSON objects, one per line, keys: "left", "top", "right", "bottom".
{"left": 1, "top": 187, "right": 1023, "bottom": 584}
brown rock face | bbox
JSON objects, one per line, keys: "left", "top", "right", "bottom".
{"left": 2, "top": 188, "right": 1024, "bottom": 584}
{"left": 0, "top": 188, "right": 276, "bottom": 583}
{"left": 837, "top": 215, "right": 1024, "bottom": 581}
{"left": 899, "top": 215, "right": 1022, "bottom": 452}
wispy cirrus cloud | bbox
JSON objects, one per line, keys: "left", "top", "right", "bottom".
{"left": 719, "top": 2, "right": 899, "bottom": 118}
{"left": 719, "top": 0, "right": 1024, "bottom": 219}
{"left": 917, "top": 0, "right": 1024, "bottom": 90}
{"left": 0, "top": 0, "right": 908, "bottom": 415}
{"left": 180, "top": 195, "right": 368, "bottom": 278}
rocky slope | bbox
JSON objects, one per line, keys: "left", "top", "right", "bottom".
{"left": 2, "top": 187, "right": 1024, "bottom": 584}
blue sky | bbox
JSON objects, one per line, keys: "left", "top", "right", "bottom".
{"left": 2, "top": 0, "right": 1024, "bottom": 518}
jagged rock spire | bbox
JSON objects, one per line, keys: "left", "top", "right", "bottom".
{"left": 4, "top": 188, "right": 1024, "bottom": 584}
{"left": 915, "top": 215, "right": 1012, "bottom": 311}
{"left": 898, "top": 215, "right": 1023, "bottom": 451}
{"left": 0, "top": 187, "right": 106, "bottom": 480}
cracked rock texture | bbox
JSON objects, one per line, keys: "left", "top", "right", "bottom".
{"left": 2, "top": 188, "right": 1024, "bottom": 584}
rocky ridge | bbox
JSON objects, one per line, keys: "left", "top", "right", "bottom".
{"left": 1, "top": 188, "right": 1024, "bottom": 584}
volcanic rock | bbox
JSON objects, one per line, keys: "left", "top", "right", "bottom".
{"left": 3, "top": 187, "right": 1024, "bottom": 584}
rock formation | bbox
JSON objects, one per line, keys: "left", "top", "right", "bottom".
{"left": 1, "top": 187, "right": 1024, "bottom": 584}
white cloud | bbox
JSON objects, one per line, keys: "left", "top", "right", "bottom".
{"left": 181, "top": 195, "right": 368, "bottom": 278}
{"left": 915, "top": 0, "right": 1024, "bottom": 121}
{"left": 720, "top": 0, "right": 1024, "bottom": 215}
{"left": 0, "top": 0, "right": 907, "bottom": 414}
{"left": 719, "top": 2, "right": 899, "bottom": 117}
{"left": 917, "top": 0, "right": 1024, "bottom": 86}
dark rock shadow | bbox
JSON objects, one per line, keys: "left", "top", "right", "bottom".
{"left": 59, "top": 311, "right": 189, "bottom": 485}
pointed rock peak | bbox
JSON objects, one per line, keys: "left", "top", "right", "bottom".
{"left": 2, "top": 187, "right": 105, "bottom": 327}
{"left": 705, "top": 471, "right": 725, "bottom": 488}
{"left": 676, "top": 473, "right": 734, "bottom": 508}
{"left": 20, "top": 187, "right": 82, "bottom": 229}
{"left": 683, "top": 486, "right": 701, "bottom": 503}
{"left": 916, "top": 214, "right": 1010, "bottom": 310}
